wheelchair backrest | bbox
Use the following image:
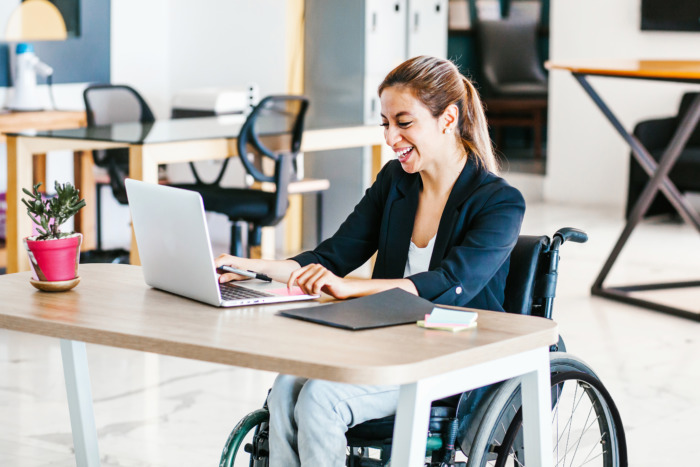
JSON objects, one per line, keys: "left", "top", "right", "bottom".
{"left": 503, "top": 235, "right": 550, "bottom": 317}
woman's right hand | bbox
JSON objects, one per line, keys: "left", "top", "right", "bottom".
{"left": 214, "top": 255, "right": 302, "bottom": 284}
{"left": 215, "top": 254, "right": 258, "bottom": 283}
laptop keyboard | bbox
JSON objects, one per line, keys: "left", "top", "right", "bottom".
{"left": 219, "top": 282, "right": 275, "bottom": 301}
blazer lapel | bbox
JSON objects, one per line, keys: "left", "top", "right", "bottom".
{"left": 383, "top": 174, "right": 420, "bottom": 278}
{"left": 430, "top": 157, "right": 488, "bottom": 269}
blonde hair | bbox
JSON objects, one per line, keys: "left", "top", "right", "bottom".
{"left": 378, "top": 56, "right": 498, "bottom": 174}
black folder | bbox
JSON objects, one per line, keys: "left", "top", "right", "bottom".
{"left": 278, "top": 288, "right": 435, "bottom": 330}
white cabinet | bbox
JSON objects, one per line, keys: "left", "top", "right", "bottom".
{"left": 406, "top": 0, "right": 448, "bottom": 58}
{"left": 304, "top": 0, "right": 447, "bottom": 243}
{"left": 364, "top": 0, "right": 408, "bottom": 123}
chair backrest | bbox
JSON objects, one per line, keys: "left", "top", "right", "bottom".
{"left": 237, "top": 95, "right": 309, "bottom": 183}
{"left": 503, "top": 234, "right": 551, "bottom": 317}
{"left": 190, "top": 95, "right": 309, "bottom": 190}
{"left": 676, "top": 92, "right": 700, "bottom": 147}
{"left": 84, "top": 84, "right": 155, "bottom": 127}
{"left": 83, "top": 84, "right": 155, "bottom": 204}
{"left": 476, "top": 16, "right": 547, "bottom": 96}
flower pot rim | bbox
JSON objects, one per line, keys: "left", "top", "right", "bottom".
{"left": 25, "top": 232, "right": 83, "bottom": 243}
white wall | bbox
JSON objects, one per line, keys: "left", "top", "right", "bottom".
{"left": 111, "top": 0, "right": 289, "bottom": 119}
{"left": 168, "top": 0, "right": 288, "bottom": 99}
{"left": 546, "top": 0, "right": 700, "bottom": 210}
{"left": 105, "top": 0, "right": 291, "bottom": 249}
{"left": 111, "top": 0, "right": 172, "bottom": 118}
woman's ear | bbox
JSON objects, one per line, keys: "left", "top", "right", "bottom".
{"left": 441, "top": 104, "right": 459, "bottom": 133}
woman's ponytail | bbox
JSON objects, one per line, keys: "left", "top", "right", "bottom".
{"left": 460, "top": 76, "right": 498, "bottom": 174}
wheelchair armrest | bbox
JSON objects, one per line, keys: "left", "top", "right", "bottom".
{"left": 553, "top": 227, "right": 588, "bottom": 245}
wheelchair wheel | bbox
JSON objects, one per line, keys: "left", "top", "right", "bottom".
{"left": 219, "top": 408, "right": 269, "bottom": 467}
{"left": 465, "top": 352, "right": 623, "bottom": 466}
{"left": 493, "top": 370, "right": 627, "bottom": 467}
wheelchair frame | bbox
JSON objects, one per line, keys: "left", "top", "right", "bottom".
{"left": 218, "top": 228, "right": 628, "bottom": 467}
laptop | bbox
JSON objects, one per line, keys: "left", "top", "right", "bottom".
{"left": 125, "top": 179, "right": 319, "bottom": 307}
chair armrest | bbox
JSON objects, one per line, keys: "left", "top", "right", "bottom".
{"left": 251, "top": 178, "right": 330, "bottom": 194}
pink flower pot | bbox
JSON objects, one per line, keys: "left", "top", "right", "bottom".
{"left": 24, "top": 234, "right": 82, "bottom": 282}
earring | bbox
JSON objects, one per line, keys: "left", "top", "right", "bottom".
{"left": 444, "top": 128, "right": 452, "bottom": 134}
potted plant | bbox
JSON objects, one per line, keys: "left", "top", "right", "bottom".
{"left": 22, "top": 181, "right": 86, "bottom": 290}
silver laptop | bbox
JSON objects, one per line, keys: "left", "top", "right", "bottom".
{"left": 125, "top": 179, "right": 319, "bottom": 307}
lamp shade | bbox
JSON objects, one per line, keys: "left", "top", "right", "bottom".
{"left": 5, "top": 0, "right": 67, "bottom": 41}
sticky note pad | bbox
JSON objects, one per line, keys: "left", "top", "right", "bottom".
{"left": 426, "top": 307, "right": 478, "bottom": 326}
{"left": 417, "top": 320, "right": 477, "bottom": 332}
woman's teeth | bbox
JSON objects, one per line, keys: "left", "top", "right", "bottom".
{"left": 395, "top": 147, "right": 413, "bottom": 160}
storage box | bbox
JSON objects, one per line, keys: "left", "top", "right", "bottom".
{"left": 171, "top": 84, "right": 259, "bottom": 118}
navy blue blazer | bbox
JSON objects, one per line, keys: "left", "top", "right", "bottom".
{"left": 291, "top": 157, "right": 526, "bottom": 311}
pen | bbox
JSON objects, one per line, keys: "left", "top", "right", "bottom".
{"left": 219, "top": 265, "right": 273, "bottom": 282}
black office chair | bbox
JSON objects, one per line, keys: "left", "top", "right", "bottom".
{"left": 627, "top": 91, "right": 700, "bottom": 219}
{"left": 472, "top": 1, "right": 548, "bottom": 159}
{"left": 220, "top": 228, "right": 629, "bottom": 467}
{"left": 172, "top": 95, "right": 309, "bottom": 257}
{"left": 476, "top": 16, "right": 547, "bottom": 99}
{"left": 81, "top": 84, "right": 156, "bottom": 262}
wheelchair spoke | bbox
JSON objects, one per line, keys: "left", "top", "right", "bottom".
{"left": 552, "top": 383, "right": 564, "bottom": 423}
{"left": 555, "top": 415, "right": 601, "bottom": 465}
{"left": 578, "top": 448, "right": 606, "bottom": 466}
{"left": 553, "top": 381, "right": 564, "bottom": 461}
{"left": 555, "top": 389, "right": 586, "bottom": 449}
{"left": 567, "top": 404, "right": 596, "bottom": 464}
{"left": 562, "top": 381, "right": 580, "bottom": 467}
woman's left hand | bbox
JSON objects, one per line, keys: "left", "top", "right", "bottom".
{"left": 288, "top": 264, "right": 357, "bottom": 300}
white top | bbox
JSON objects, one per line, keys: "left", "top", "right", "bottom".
{"left": 403, "top": 235, "right": 437, "bottom": 277}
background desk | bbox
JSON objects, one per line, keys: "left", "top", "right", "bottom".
{"left": 0, "top": 264, "right": 558, "bottom": 466}
{"left": 546, "top": 59, "right": 700, "bottom": 321}
{"left": 0, "top": 111, "right": 87, "bottom": 269}
{"left": 5, "top": 119, "right": 387, "bottom": 273}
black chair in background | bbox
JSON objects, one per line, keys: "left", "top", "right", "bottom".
{"left": 627, "top": 91, "right": 700, "bottom": 219}
{"left": 476, "top": 16, "right": 547, "bottom": 99}
{"left": 81, "top": 84, "right": 156, "bottom": 263}
{"left": 172, "top": 95, "right": 310, "bottom": 257}
{"left": 472, "top": 0, "right": 548, "bottom": 159}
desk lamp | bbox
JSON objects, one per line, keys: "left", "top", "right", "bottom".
{"left": 4, "top": 0, "right": 67, "bottom": 111}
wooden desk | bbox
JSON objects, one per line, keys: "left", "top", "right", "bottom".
{"left": 5, "top": 120, "right": 387, "bottom": 273}
{"left": 0, "top": 264, "right": 557, "bottom": 466}
{"left": 0, "top": 111, "right": 88, "bottom": 266}
{"left": 0, "top": 110, "right": 86, "bottom": 144}
{"left": 546, "top": 59, "right": 700, "bottom": 321}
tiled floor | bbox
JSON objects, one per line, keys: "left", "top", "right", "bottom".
{"left": 1, "top": 202, "right": 699, "bottom": 466}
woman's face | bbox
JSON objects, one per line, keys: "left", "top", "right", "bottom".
{"left": 380, "top": 86, "right": 444, "bottom": 174}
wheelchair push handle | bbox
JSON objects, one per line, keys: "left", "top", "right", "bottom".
{"left": 554, "top": 227, "right": 588, "bottom": 245}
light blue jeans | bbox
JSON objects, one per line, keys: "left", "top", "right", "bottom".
{"left": 267, "top": 374, "right": 400, "bottom": 467}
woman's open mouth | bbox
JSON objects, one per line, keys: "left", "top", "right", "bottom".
{"left": 395, "top": 146, "right": 414, "bottom": 163}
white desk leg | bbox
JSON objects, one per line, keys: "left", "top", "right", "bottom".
{"left": 60, "top": 339, "right": 100, "bottom": 466}
{"left": 520, "top": 347, "right": 553, "bottom": 467}
{"left": 390, "top": 382, "right": 432, "bottom": 467}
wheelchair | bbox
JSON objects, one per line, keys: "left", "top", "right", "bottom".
{"left": 219, "top": 228, "right": 628, "bottom": 467}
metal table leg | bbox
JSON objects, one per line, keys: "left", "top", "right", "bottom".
{"left": 574, "top": 73, "right": 700, "bottom": 320}
{"left": 60, "top": 339, "right": 100, "bottom": 466}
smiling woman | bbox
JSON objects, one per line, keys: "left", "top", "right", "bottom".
{"left": 215, "top": 55, "right": 526, "bottom": 466}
